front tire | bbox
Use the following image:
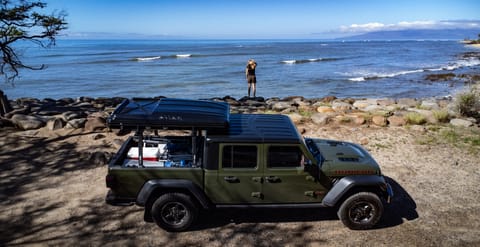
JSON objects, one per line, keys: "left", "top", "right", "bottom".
{"left": 151, "top": 193, "right": 198, "bottom": 232}
{"left": 337, "top": 192, "right": 383, "bottom": 230}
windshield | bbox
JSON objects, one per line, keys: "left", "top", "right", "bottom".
{"left": 305, "top": 138, "right": 324, "bottom": 166}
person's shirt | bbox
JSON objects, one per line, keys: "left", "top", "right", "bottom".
{"left": 246, "top": 63, "right": 257, "bottom": 76}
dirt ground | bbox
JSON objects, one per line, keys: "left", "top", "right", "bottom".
{"left": 1, "top": 123, "right": 479, "bottom": 247}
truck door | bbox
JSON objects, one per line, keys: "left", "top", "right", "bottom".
{"left": 261, "top": 144, "right": 326, "bottom": 203}
{"left": 213, "top": 144, "right": 264, "bottom": 204}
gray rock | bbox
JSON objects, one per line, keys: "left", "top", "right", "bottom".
{"left": 272, "top": 101, "right": 292, "bottom": 111}
{"left": 397, "top": 98, "right": 418, "bottom": 107}
{"left": 66, "top": 118, "right": 87, "bottom": 129}
{"left": 62, "top": 111, "right": 87, "bottom": 121}
{"left": 288, "top": 113, "right": 303, "bottom": 124}
{"left": 46, "top": 118, "right": 65, "bottom": 131}
{"left": 11, "top": 114, "right": 46, "bottom": 130}
{"left": 450, "top": 118, "right": 474, "bottom": 127}
{"left": 387, "top": 115, "right": 406, "bottom": 126}
{"left": 331, "top": 101, "right": 352, "bottom": 111}
{"left": 311, "top": 113, "right": 330, "bottom": 125}
{"left": 420, "top": 100, "right": 440, "bottom": 110}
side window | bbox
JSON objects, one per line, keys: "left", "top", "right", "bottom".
{"left": 222, "top": 145, "right": 257, "bottom": 169}
{"left": 268, "top": 146, "right": 303, "bottom": 168}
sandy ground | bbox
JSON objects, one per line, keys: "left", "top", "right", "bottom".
{"left": 1, "top": 123, "right": 480, "bottom": 246}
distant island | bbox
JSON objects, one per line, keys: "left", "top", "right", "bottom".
{"left": 337, "top": 28, "right": 480, "bottom": 41}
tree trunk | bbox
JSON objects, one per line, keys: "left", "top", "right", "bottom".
{"left": 0, "top": 90, "right": 13, "bottom": 117}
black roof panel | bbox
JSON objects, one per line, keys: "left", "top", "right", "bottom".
{"left": 107, "top": 98, "right": 230, "bottom": 130}
{"left": 209, "top": 114, "right": 302, "bottom": 143}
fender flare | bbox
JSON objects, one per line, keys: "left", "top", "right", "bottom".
{"left": 136, "top": 179, "right": 211, "bottom": 209}
{"left": 322, "top": 175, "right": 387, "bottom": 207}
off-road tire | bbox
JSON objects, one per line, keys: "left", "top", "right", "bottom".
{"left": 151, "top": 193, "right": 198, "bottom": 232}
{"left": 337, "top": 192, "right": 383, "bottom": 230}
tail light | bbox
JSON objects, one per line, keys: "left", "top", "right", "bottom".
{"left": 106, "top": 174, "right": 116, "bottom": 188}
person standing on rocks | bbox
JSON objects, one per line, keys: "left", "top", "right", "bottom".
{"left": 245, "top": 59, "right": 257, "bottom": 98}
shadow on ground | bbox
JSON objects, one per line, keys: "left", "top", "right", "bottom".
{"left": 377, "top": 176, "right": 419, "bottom": 229}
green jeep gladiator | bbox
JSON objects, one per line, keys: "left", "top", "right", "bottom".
{"left": 105, "top": 98, "right": 393, "bottom": 232}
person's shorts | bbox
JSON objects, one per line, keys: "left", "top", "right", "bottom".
{"left": 247, "top": 75, "right": 256, "bottom": 84}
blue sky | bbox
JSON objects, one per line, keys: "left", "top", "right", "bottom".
{"left": 46, "top": 0, "right": 480, "bottom": 38}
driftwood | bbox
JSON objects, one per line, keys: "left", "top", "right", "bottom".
{"left": 0, "top": 90, "right": 13, "bottom": 117}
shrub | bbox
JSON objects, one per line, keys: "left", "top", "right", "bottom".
{"left": 432, "top": 110, "right": 450, "bottom": 123}
{"left": 455, "top": 87, "right": 480, "bottom": 117}
{"left": 404, "top": 112, "right": 427, "bottom": 125}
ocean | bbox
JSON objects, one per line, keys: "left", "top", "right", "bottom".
{"left": 2, "top": 39, "right": 480, "bottom": 100}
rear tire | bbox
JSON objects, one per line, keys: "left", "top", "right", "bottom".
{"left": 151, "top": 193, "right": 198, "bottom": 232}
{"left": 337, "top": 192, "right": 383, "bottom": 230}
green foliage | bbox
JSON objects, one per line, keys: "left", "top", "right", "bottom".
{"left": 416, "top": 126, "right": 480, "bottom": 153}
{"left": 455, "top": 87, "right": 480, "bottom": 117}
{"left": 1, "top": 0, "right": 68, "bottom": 83}
{"left": 404, "top": 112, "right": 427, "bottom": 125}
{"left": 432, "top": 110, "right": 450, "bottom": 123}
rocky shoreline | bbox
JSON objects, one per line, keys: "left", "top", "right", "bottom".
{"left": 0, "top": 88, "right": 478, "bottom": 133}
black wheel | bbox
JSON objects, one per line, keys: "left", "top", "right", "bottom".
{"left": 337, "top": 192, "right": 383, "bottom": 230}
{"left": 151, "top": 193, "right": 198, "bottom": 232}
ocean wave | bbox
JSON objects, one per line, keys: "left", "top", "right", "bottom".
{"left": 176, "top": 54, "right": 192, "bottom": 58}
{"left": 135, "top": 56, "right": 161, "bottom": 61}
{"left": 349, "top": 57, "right": 480, "bottom": 82}
{"left": 281, "top": 58, "right": 338, "bottom": 64}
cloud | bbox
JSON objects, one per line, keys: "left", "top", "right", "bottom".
{"left": 337, "top": 20, "right": 480, "bottom": 34}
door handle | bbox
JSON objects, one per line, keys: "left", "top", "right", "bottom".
{"left": 251, "top": 192, "right": 263, "bottom": 199}
{"left": 223, "top": 176, "right": 239, "bottom": 183}
{"left": 265, "top": 176, "right": 281, "bottom": 183}
{"left": 252, "top": 176, "right": 263, "bottom": 183}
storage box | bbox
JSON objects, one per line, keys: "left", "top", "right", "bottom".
{"left": 127, "top": 143, "right": 166, "bottom": 161}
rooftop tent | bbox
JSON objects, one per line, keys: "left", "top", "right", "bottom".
{"left": 107, "top": 98, "right": 230, "bottom": 130}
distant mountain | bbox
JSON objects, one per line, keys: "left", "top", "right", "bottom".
{"left": 339, "top": 28, "right": 480, "bottom": 40}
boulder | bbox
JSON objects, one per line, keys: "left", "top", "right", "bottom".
{"left": 450, "top": 118, "right": 474, "bottom": 127}
{"left": 364, "top": 105, "right": 382, "bottom": 112}
{"left": 331, "top": 101, "right": 352, "bottom": 112}
{"left": 66, "top": 118, "right": 87, "bottom": 129}
{"left": 11, "top": 114, "right": 46, "bottom": 130}
{"left": 353, "top": 99, "right": 378, "bottom": 109}
{"left": 420, "top": 100, "right": 440, "bottom": 110}
{"left": 371, "top": 116, "right": 387, "bottom": 127}
{"left": 387, "top": 115, "right": 406, "bottom": 126}
{"left": 62, "top": 111, "right": 87, "bottom": 121}
{"left": 377, "top": 99, "right": 396, "bottom": 106}
{"left": 287, "top": 113, "right": 303, "bottom": 124}
{"left": 316, "top": 106, "right": 335, "bottom": 113}
{"left": 311, "top": 113, "right": 330, "bottom": 125}
{"left": 320, "top": 96, "right": 337, "bottom": 103}
{"left": 397, "top": 98, "right": 418, "bottom": 107}
{"left": 272, "top": 101, "right": 292, "bottom": 111}
{"left": 353, "top": 116, "right": 366, "bottom": 125}
{"left": 46, "top": 118, "right": 65, "bottom": 131}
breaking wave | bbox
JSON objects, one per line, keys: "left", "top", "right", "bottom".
{"left": 281, "top": 58, "right": 339, "bottom": 64}
{"left": 135, "top": 56, "right": 161, "bottom": 61}
{"left": 348, "top": 58, "right": 480, "bottom": 82}
{"left": 176, "top": 54, "right": 192, "bottom": 58}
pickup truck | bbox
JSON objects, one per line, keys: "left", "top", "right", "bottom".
{"left": 105, "top": 98, "right": 393, "bottom": 232}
